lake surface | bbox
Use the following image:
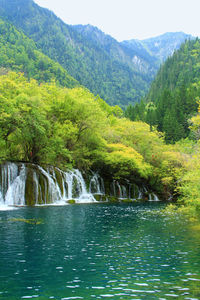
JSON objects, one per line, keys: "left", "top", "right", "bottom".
{"left": 0, "top": 202, "right": 200, "bottom": 299}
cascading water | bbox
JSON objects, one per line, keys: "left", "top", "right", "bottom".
{"left": 149, "top": 193, "right": 160, "bottom": 201}
{"left": 0, "top": 163, "right": 26, "bottom": 208}
{"left": 0, "top": 162, "right": 159, "bottom": 208}
{"left": 111, "top": 180, "right": 159, "bottom": 201}
{"left": 37, "top": 166, "right": 63, "bottom": 204}
{"left": 64, "top": 169, "right": 96, "bottom": 203}
{"left": 112, "top": 180, "right": 142, "bottom": 200}
{"left": 30, "top": 166, "right": 97, "bottom": 204}
{"left": 89, "top": 173, "right": 105, "bottom": 195}
{"left": 0, "top": 162, "right": 96, "bottom": 208}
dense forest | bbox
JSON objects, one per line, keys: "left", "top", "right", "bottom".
{"left": 1, "top": 2, "right": 200, "bottom": 299}
{"left": 0, "top": 0, "right": 191, "bottom": 108}
{"left": 0, "top": 19, "right": 78, "bottom": 88}
{"left": 0, "top": 0, "right": 199, "bottom": 217}
{"left": 0, "top": 71, "right": 200, "bottom": 216}
{"left": 125, "top": 38, "right": 200, "bottom": 143}
{"left": 0, "top": 0, "right": 146, "bottom": 107}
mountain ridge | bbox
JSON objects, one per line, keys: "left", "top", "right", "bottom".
{"left": 0, "top": 17, "right": 79, "bottom": 88}
{"left": 0, "top": 0, "right": 194, "bottom": 107}
{"left": 125, "top": 37, "right": 200, "bottom": 143}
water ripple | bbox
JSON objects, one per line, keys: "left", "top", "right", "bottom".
{"left": 0, "top": 203, "right": 200, "bottom": 299}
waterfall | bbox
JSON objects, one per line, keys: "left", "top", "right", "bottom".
{"left": 64, "top": 169, "right": 96, "bottom": 203}
{"left": 0, "top": 163, "right": 26, "bottom": 208}
{"left": 111, "top": 180, "right": 159, "bottom": 201}
{"left": 30, "top": 167, "right": 96, "bottom": 204}
{"left": 89, "top": 173, "right": 105, "bottom": 195}
{"left": 0, "top": 162, "right": 159, "bottom": 208}
{"left": 149, "top": 193, "right": 160, "bottom": 202}
{"left": 37, "top": 166, "right": 63, "bottom": 204}
{"left": 112, "top": 181, "right": 131, "bottom": 199}
{"left": 0, "top": 163, "right": 96, "bottom": 208}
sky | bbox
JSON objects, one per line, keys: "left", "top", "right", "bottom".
{"left": 34, "top": 0, "right": 200, "bottom": 41}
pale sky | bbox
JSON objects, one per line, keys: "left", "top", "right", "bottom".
{"left": 34, "top": 0, "right": 200, "bottom": 41}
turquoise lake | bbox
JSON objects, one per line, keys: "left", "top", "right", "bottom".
{"left": 0, "top": 202, "right": 200, "bottom": 299}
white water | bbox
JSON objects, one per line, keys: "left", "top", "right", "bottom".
{"left": 0, "top": 163, "right": 159, "bottom": 209}
{"left": 149, "top": 193, "right": 160, "bottom": 202}
{"left": 37, "top": 166, "right": 63, "bottom": 204}
{"left": 89, "top": 173, "right": 105, "bottom": 195}
{"left": 32, "top": 167, "right": 97, "bottom": 204}
{"left": 0, "top": 163, "right": 26, "bottom": 209}
{"left": 112, "top": 180, "right": 144, "bottom": 200}
{"left": 0, "top": 163, "right": 97, "bottom": 209}
{"left": 64, "top": 169, "right": 96, "bottom": 203}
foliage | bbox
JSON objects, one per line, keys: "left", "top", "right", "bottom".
{"left": 177, "top": 151, "right": 200, "bottom": 216}
{"left": 175, "top": 105, "right": 200, "bottom": 217}
{"left": 125, "top": 39, "right": 200, "bottom": 143}
{"left": 0, "top": 71, "right": 188, "bottom": 198}
{"left": 0, "top": 19, "right": 78, "bottom": 88}
{"left": 9, "top": 218, "right": 43, "bottom": 225}
{"left": 0, "top": 0, "right": 160, "bottom": 107}
{"left": 0, "top": 71, "right": 200, "bottom": 215}
{"left": 101, "top": 143, "right": 152, "bottom": 179}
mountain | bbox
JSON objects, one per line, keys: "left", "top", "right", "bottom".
{"left": 0, "top": 18, "right": 79, "bottom": 87}
{"left": 125, "top": 38, "right": 200, "bottom": 143}
{"left": 121, "top": 32, "right": 193, "bottom": 75}
{"left": 0, "top": 0, "right": 193, "bottom": 108}
{"left": 73, "top": 24, "right": 158, "bottom": 76}
{"left": 142, "top": 32, "right": 193, "bottom": 62}
{"left": 0, "top": 0, "right": 149, "bottom": 107}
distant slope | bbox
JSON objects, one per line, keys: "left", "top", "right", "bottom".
{"left": 142, "top": 32, "right": 193, "bottom": 62}
{"left": 120, "top": 38, "right": 159, "bottom": 75}
{"left": 125, "top": 38, "right": 200, "bottom": 143}
{"left": 0, "top": 18, "right": 79, "bottom": 88}
{"left": 0, "top": 0, "right": 194, "bottom": 107}
{"left": 73, "top": 24, "right": 158, "bottom": 79}
{"left": 0, "top": 0, "right": 150, "bottom": 107}
{"left": 147, "top": 38, "right": 200, "bottom": 100}
{"left": 121, "top": 32, "right": 193, "bottom": 66}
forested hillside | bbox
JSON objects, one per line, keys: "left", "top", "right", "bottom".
{"left": 1, "top": 71, "right": 200, "bottom": 215}
{"left": 0, "top": 18, "right": 79, "bottom": 87}
{"left": 0, "top": 0, "right": 200, "bottom": 216}
{"left": 0, "top": 0, "right": 148, "bottom": 107}
{"left": 73, "top": 24, "right": 159, "bottom": 80}
{"left": 0, "top": 0, "right": 192, "bottom": 107}
{"left": 141, "top": 32, "right": 192, "bottom": 62}
{"left": 125, "top": 38, "right": 200, "bottom": 143}
{"left": 121, "top": 32, "right": 191, "bottom": 73}
{"left": 0, "top": 71, "right": 189, "bottom": 199}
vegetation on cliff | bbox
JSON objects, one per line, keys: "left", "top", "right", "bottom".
{"left": 0, "top": 19, "right": 78, "bottom": 88}
{"left": 0, "top": 0, "right": 191, "bottom": 108}
{"left": 125, "top": 38, "right": 200, "bottom": 143}
{"left": 0, "top": 13, "right": 199, "bottom": 215}
{"left": 0, "top": 72, "right": 188, "bottom": 200}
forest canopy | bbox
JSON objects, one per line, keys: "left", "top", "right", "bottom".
{"left": 125, "top": 38, "right": 200, "bottom": 143}
{"left": 1, "top": 71, "right": 200, "bottom": 217}
{"left": 0, "top": 19, "right": 79, "bottom": 88}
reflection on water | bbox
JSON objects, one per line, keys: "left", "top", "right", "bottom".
{"left": 0, "top": 202, "right": 200, "bottom": 299}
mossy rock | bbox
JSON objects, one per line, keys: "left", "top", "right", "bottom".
{"left": 120, "top": 198, "right": 133, "bottom": 203}
{"left": 106, "top": 196, "right": 119, "bottom": 203}
{"left": 25, "top": 168, "right": 35, "bottom": 206}
{"left": 101, "top": 195, "right": 108, "bottom": 202}
{"left": 38, "top": 172, "right": 49, "bottom": 204}
{"left": 67, "top": 199, "right": 76, "bottom": 204}
{"left": 143, "top": 192, "right": 150, "bottom": 201}
{"left": 54, "top": 168, "right": 64, "bottom": 196}
{"left": 93, "top": 194, "right": 101, "bottom": 201}
{"left": 137, "top": 197, "right": 148, "bottom": 202}
{"left": 93, "top": 194, "right": 108, "bottom": 202}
